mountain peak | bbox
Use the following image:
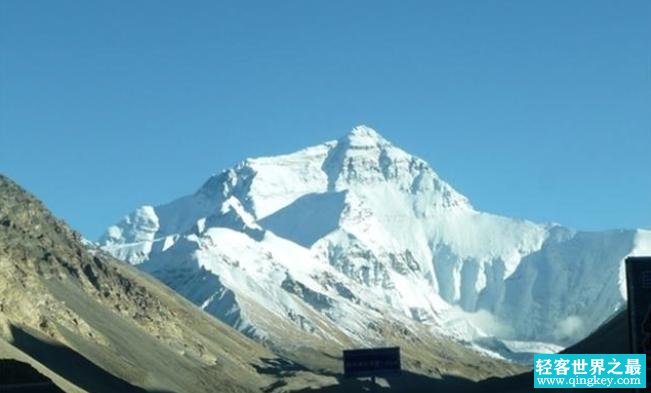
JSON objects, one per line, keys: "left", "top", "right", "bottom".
{"left": 97, "top": 124, "right": 651, "bottom": 365}
{"left": 342, "top": 125, "right": 388, "bottom": 147}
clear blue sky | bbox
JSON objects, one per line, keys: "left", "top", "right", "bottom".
{"left": 1, "top": 1, "right": 649, "bottom": 239}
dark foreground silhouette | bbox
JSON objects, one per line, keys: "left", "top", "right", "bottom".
{"left": 0, "top": 358, "right": 64, "bottom": 392}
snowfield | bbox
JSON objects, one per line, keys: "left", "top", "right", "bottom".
{"left": 100, "top": 126, "right": 651, "bottom": 361}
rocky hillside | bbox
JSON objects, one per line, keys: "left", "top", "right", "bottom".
{"left": 0, "top": 174, "right": 333, "bottom": 393}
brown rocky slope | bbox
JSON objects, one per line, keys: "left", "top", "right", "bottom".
{"left": 0, "top": 174, "right": 332, "bottom": 393}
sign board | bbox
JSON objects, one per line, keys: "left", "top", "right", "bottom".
{"left": 626, "top": 257, "right": 651, "bottom": 372}
{"left": 343, "top": 346, "right": 401, "bottom": 378}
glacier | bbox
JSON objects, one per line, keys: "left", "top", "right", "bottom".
{"left": 100, "top": 125, "right": 651, "bottom": 361}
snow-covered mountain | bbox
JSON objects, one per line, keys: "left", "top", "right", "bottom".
{"left": 100, "top": 126, "right": 651, "bottom": 362}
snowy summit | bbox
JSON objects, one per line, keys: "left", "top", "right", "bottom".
{"left": 100, "top": 126, "right": 651, "bottom": 361}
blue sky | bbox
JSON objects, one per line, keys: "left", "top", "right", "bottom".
{"left": 1, "top": 1, "right": 649, "bottom": 239}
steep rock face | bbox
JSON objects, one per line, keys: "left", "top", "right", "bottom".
{"left": 99, "top": 126, "right": 651, "bottom": 361}
{"left": 493, "top": 228, "right": 642, "bottom": 343}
